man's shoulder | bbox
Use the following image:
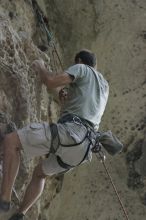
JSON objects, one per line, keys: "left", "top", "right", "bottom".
{"left": 68, "top": 64, "right": 86, "bottom": 70}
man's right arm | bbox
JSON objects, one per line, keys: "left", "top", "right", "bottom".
{"left": 32, "top": 60, "right": 73, "bottom": 89}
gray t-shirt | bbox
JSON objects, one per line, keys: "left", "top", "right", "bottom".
{"left": 61, "top": 64, "right": 109, "bottom": 129}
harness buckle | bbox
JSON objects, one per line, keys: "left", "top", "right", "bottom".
{"left": 73, "top": 116, "right": 82, "bottom": 125}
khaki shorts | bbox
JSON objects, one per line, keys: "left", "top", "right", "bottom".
{"left": 17, "top": 121, "right": 91, "bottom": 176}
{"left": 17, "top": 122, "right": 66, "bottom": 175}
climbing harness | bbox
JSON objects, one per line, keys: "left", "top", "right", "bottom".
{"left": 50, "top": 114, "right": 95, "bottom": 170}
{"left": 50, "top": 113, "right": 122, "bottom": 168}
{"left": 50, "top": 114, "right": 130, "bottom": 220}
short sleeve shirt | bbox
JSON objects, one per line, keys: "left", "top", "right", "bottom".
{"left": 61, "top": 64, "right": 109, "bottom": 129}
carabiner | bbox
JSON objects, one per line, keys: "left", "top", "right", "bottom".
{"left": 73, "top": 116, "right": 82, "bottom": 125}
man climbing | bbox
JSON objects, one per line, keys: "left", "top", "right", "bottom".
{"left": 0, "top": 49, "right": 109, "bottom": 220}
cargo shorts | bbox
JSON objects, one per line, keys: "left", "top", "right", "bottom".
{"left": 17, "top": 121, "right": 92, "bottom": 176}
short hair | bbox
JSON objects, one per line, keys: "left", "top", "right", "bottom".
{"left": 74, "top": 49, "right": 97, "bottom": 67}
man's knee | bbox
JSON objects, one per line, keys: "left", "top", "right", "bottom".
{"left": 3, "top": 132, "right": 21, "bottom": 153}
{"left": 33, "top": 163, "right": 47, "bottom": 179}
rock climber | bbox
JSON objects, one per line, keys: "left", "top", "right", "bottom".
{"left": 0, "top": 49, "right": 109, "bottom": 220}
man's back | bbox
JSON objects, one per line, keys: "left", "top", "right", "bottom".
{"left": 61, "top": 64, "right": 109, "bottom": 129}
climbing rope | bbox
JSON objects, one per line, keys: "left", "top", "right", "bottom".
{"left": 31, "top": 0, "right": 64, "bottom": 71}
{"left": 96, "top": 151, "right": 130, "bottom": 220}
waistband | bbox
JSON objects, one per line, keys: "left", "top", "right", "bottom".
{"left": 58, "top": 114, "right": 94, "bottom": 130}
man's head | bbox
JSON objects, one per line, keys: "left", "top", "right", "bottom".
{"left": 74, "top": 49, "right": 97, "bottom": 68}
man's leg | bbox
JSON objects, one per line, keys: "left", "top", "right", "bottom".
{"left": 18, "top": 163, "right": 47, "bottom": 215}
{"left": 0, "top": 132, "right": 21, "bottom": 204}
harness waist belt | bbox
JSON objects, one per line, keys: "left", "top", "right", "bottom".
{"left": 58, "top": 114, "right": 94, "bottom": 130}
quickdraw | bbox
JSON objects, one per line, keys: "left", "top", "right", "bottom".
{"left": 31, "top": 0, "right": 64, "bottom": 71}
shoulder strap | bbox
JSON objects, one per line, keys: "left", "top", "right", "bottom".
{"left": 86, "top": 65, "right": 97, "bottom": 77}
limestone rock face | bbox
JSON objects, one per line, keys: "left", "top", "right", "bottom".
{"left": 0, "top": 1, "right": 62, "bottom": 219}
{"left": 0, "top": 0, "right": 146, "bottom": 220}
{"left": 44, "top": 1, "right": 146, "bottom": 220}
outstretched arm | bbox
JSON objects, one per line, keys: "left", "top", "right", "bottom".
{"left": 32, "top": 60, "right": 73, "bottom": 89}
